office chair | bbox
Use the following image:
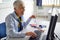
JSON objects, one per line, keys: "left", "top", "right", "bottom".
{"left": 0, "top": 22, "right": 6, "bottom": 40}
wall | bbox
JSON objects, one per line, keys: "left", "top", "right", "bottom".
{"left": 22, "top": 0, "right": 34, "bottom": 21}
{"left": 0, "top": 3, "right": 14, "bottom": 23}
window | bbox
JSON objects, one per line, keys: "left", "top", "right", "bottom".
{"left": 42, "top": 0, "right": 60, "bottom": 6}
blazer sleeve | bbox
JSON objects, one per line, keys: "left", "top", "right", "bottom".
{"left": 22, "top": 17, "right": 31, "bottom": 28}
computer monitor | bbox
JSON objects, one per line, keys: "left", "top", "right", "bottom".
{"left": 46, "top": 15, "right": 58, "bottom": 40}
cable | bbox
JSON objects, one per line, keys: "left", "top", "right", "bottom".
{"left": 54, "top": 33, "right": 60, "bottom": 40}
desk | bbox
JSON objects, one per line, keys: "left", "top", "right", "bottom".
{"left": 23, "top": 19, "right": 60, "bottom": 40}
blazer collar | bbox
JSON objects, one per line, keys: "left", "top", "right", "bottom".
{"left": 13, "top": 11, "right": 23, "bottom": 20}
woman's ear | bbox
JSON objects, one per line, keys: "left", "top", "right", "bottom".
{"left": 14, "top": 8, "right": 16, "bottom": 10}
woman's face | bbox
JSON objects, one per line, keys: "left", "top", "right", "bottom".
{"left": 14, "top": 4, "right": 25, "bottom": 16}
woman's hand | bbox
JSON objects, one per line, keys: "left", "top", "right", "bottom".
{"left": 30, "top": 15, "right": 36, "bottom": 19}
{"left": 26, "top": 32, "right": 37, "bottom": 38}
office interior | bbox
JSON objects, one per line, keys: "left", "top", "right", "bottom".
{"left": 0, "top": 0, "right": 60, "bottom": 40}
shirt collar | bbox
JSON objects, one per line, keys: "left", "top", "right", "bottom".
{"left": 13, "top": 11, "right": 23, "bottom": 20}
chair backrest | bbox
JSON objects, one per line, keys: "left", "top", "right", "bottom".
{"left": 0, "top": 22, "right": 6, "bottom": 38}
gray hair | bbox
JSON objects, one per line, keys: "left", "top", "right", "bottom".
{"left": 13, "top": 0, "right": 23, "bottom": 8}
